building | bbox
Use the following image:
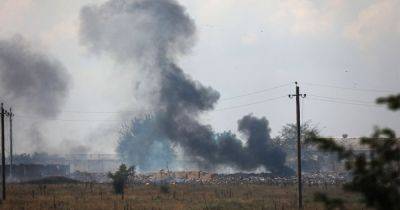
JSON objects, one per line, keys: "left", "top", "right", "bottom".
{"left": 65, "top": 154, "right": 121, "bottom": 173}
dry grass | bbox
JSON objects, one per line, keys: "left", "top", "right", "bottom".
{"left": 0, "top": 183, "right": 367, "bottom": 210}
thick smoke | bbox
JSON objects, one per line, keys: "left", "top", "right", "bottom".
{"left": 0, "top": 35, "right": 70, "bottom": 118}
{"left": 0, "top": 35, "right": 70, "bottom": 152}
{"left": 80, "top": 0, "right": 292, "bottom": 175}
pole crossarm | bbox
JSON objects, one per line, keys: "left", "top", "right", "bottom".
{"left": 289, "top": 82, "right": 307, "bottom": 99}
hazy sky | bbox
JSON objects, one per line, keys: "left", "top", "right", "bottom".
{"left": 0, "top": 0, "right": 399, "bottom": 154}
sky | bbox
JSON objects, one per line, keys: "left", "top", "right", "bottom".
{"left": 0, "top": 0, "right": 399, "bottom": 154}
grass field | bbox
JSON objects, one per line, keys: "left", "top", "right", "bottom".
{"left": 0, "top": 183, "right": 367, "bottom": 210}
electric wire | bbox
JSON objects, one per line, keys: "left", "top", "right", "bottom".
{"left": 308, "top": 94, "right": 375, "bottom": 104}
{"left": 307, "top": 98, "right": 381, "bottom": 108}
{"left": 13, "top": 95, "right": 288, "bottom": 120}
{"left": 220, "top": 83, "right": 290, "bottom": 101}
{"left": 13, "top": 115, "right": 126, "bottom": 122}
{"left": 8, "top": 82, "right": 393, "bottom": 121}
{"left": 216, "top": 95, "right": 287, "bottom": 111}
{"left": 13, "top": 83, "right": 291, "bottom": 115}
{"left": 304, "top": 82, "right": 397, "bottom": 93}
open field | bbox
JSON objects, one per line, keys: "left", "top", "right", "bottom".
{"left": 0, "top": 183, "right": 367, "bottom": 210}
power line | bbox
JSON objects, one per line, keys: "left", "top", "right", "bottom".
{"left": 216, "top": 95, "right": 287, "bottom": 111}
{"left": 220, "top": 83, "right": 290, "bottom": 101}
{"left": 13, "top": 95, "right": 379, "bottom": 120}
{"left": 304, "top": 82, "right": 397, "bottom": 93}
{"left": 9, "top": 83, "right": 289, "bottom": 115}
{"left": 308, "top": 94, "right": 375, "bottom": 104}
{"left": 10, "top": 82, "right": 388, "bottom": 116}
{"left": 10, "top": 109, "right": 136, "bottom": 115}
{"left": 308, "top": 98, "right": 381, "bottom": 108}
{"left": 13, "top": 95, "right": 379, "bottom": 121}
{"left": 9, "top": 82, "right": 391, "bottom": 120}
{"left": 12, "top": 96, "right": 286, "bottom": 120}
{"left": 13, "top": 115, "right": 125, "bottom": 122}
{"left": 9, "top": 84, "right": 291, "bottom": 116}
{"left": 62, "top": 110, "right": 135, "bottom": 114}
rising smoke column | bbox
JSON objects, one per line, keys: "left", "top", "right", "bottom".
{"left": 0, "top": 35, "right": 70, "bottom": 151}
{"left": 80, "top": 0, "right": 293, "bottom": 176}
{"left": 0, "top": 35, "right": 70, "bottom": 118}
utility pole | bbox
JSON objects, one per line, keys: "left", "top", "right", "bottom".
{"left": 9, "top": 108, "right": 13, "bottom": 180}
{"left": 289, "top": 82, "right": 306, "bottom": 209}
{"left": 1, "top": 103, "right": 5, "bottom": 200}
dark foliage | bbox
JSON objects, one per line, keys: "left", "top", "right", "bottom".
{"left": 160, "top": 185, "right": 170, "bottom": 194}
{"left": 376, "top": 94, "right": 400, "bottom": 111}
{"left": 314, "top": 192, "right": 345, "bottom": 210}
{"left": 274, "top": 121, "right": 330, "bottom": 172}
{"left": 307, "top": 94, "right": 400, "bottom": 210}
{"left": 108, "top": 164, "right": 134, "bottom": 195}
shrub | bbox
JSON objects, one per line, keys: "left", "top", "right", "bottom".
{"left": 160, "top": 184, "right": 170, "bottom": 194}
{"left": 108, "top": 164, "right": 130, "bottom": 195}
{"left": 307, "top": 94, "right": 400, "bottom": 210}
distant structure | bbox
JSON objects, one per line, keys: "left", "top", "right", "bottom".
{"left": 65, "top": 154, "right": 121, "bottom": 173}
{"left": 297, "top": 137, "right": 377, "bottom": 173}
{"left": 7, "top": 153, "right": 121, "bottom": 182}
{"left": 1, "top": 164, "right": 69, "bottom": 182}
{"left": 312, "top": 137, "right": 397, "bottom": 172}
{"left": 334, "top": 137, "right": 371, "bottom": 152}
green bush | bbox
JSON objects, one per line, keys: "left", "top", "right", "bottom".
{"left": 108, "top": 164, "right": 130, "bottom": 195}
{"left": 160, "top": 184, "right": 170, "bottom": 194}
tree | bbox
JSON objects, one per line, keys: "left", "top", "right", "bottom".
{"left": 117, "top": 117, "right": 176, "bottom": 172}
{"left": 274, "top": 121, "right": 329, "bottom": 172}
{"left": 108, "top": 164, "right": 133, "bottom": 195}
{"left": 307, "top": 94, "right": 400, "bottom": 210}
{"left": 376, "top": 94, "right": 400, "bottom": 110}
{"left": 275, "top": 121, "right": 320, "bottom": 149}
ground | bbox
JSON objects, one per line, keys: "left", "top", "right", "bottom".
{"left": 0, "top": 183, "right": 367, "bottom": 210}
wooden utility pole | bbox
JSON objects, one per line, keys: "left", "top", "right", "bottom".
{"left": 1, "top": 103, "right": 5, "bottom": 200}
{"left": 289, "top": 82, "right": 306, "bottom": 209}
{"left": 9, "top": 108, "right": 13, "bottom": 180}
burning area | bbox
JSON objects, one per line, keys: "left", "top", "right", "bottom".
{"left": 79, "top": 0, "right": 293, "bottom": 176}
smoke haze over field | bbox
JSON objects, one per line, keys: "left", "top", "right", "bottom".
{"left": 80, "top": 0, "right": 292, "bottom": 175}
{"left": 0, "top": 0, "right": 398, "bottom": 160}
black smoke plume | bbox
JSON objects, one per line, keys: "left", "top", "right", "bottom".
{"left": 80, "top": 0, "right": 293, "bottom": 176}
{"left": 0, "top": 35, "right": 70, "bottom": 118}
{"left": 0, "top": 35, "right": 70, "bottom": 152}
